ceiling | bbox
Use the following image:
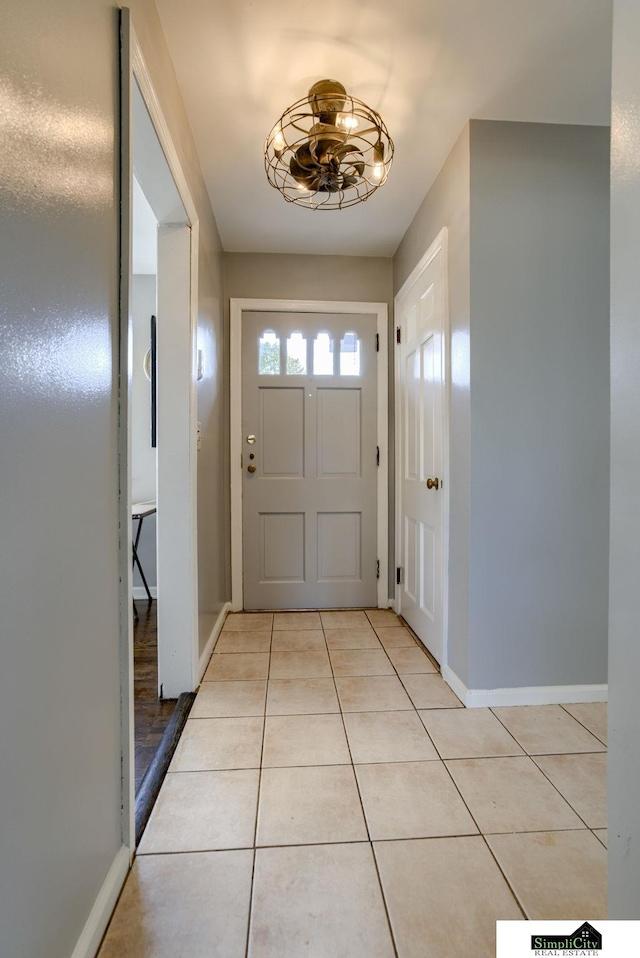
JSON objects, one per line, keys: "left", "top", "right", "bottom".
{"left": 155, "top": 0, "right": 612, "bottom": 258}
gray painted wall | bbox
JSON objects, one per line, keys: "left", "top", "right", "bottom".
{"left": 0, "top": 1, "right": 225, "bottom": 955}
{"left": 0, "top": 4, "right": 121, "bottom": 955}
{"left": 224, "top": 253, "right": 393, "bottom": 310}
{"left": 393, "top": 121, "right": 609, "bottom": 692}
{"left": 609, "top": 0, "right": 640, "bottom": 916}
{"left": 393, "top": 126, "right": 472, "bottom": 684}
{"left": 223, "top": 253, "right": 394, "bottom": 596}
{"left": 469, "top": 120, "right": 610, "bottom": 690}
{"left": 197, "top": 242, "right": 226, "bottom": 655}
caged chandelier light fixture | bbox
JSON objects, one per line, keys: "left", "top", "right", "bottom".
{"left": 264, "top": 78, "right": 394, "bottom": 210}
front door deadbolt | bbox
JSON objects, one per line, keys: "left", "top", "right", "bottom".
{"left": 246, "top": 435, "right": 256, "bottom": 445}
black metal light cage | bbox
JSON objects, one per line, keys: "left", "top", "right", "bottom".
{"left": 264, "top": 80, "right": 394, "bottom": 211}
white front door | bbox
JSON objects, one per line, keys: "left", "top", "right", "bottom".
{"left": 241, "top": 311, "right": 380, "bottom": 610}
{"left": 396, "top": 232, "right": 448, "bottom": 663}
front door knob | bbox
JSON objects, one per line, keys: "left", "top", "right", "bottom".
{"left": 426, "top": 477, "right": 439, "bottom": 490}
{"left": 247, "top": 464, "right": 257, "bottom": 474}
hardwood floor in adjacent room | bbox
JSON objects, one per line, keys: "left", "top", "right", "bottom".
{"left": 134, "top": 600, "right": 176, "bottom": 792}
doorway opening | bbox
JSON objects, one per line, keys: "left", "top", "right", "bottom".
{"left": 130, "top": 178, "right": 163, "bottom": 791}
{"left": 230, "top": 298, "right": 389, "bottom": 612}
{"left": 119, "top": 11, "right": 200, "bottom": 852}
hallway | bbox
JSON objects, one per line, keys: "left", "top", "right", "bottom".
{"left": 99, "top": 611, "right": 608, "bottom": 957}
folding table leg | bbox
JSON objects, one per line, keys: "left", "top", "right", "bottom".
{"left": 132, "top": 516, "right": 153, "bottom": 606}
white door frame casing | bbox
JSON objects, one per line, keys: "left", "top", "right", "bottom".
{"left": 230, "top": 298, "right": 389, "bottom": 611}
{"left": 130, "top": 29, "right": 200, "bottom": 696}
{"left": 119, "top": 9, "right": 200, "bottom": 853}
{"left": 394, "top": 228, "right": 451, "bottom": 669}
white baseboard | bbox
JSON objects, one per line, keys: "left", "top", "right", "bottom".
{"left": 197, "top": 602, "right": 232, "bottom": 681}
{"left": 70, "top": 844, "right": 130, "bottom": 958}
{"left": 132, "top": 586, "right": 157, "bottom": 599}
{"left": 441, "top": 666, "right": 608, "bottom": 708}
{"left": 441, "top": 665, "right": 469, "bottom": 704}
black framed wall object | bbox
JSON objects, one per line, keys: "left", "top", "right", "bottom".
{"left": 151, "top": 314, "right": 157, "bottom": 448}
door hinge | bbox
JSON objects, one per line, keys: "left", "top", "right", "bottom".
{"left": 375, "top": 332, "right": 379, "bottom": 352}
{"left": 376, "top": 559, "right": 380, "bottom": 579}
{"left": 396, "top": 326, "right": 401, "bottom": 345}
{"left": 376, "top": 445, "right": 380, "bottom": 467}
{"left": 396, "top": 567, "right": 402, "bottom": 585}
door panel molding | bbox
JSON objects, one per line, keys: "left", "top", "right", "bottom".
{"left": 394, "top": 228, "right": 450, "bottom": 668}
{"left": 231, "top": 298, "right": 389, "bottom": 610}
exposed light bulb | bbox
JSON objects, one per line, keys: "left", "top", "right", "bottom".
{"left": 338, "top": 114, "right": 359, "bottom": 131}
{"left": 273, "top": 128, "right": 285, "bottom": 151}
{"left": 372, "top": 162, "right": 384, "bottom": 181}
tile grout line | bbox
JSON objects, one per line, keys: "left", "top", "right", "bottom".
{"left": 473, "top": 703, "right": 606, "bottom": 829}
{"left": 355, "top": 613, "right": 530, "bottom": 940}
{"left": 413, "top": 712, "right": 452, "bottom": 762}
{"left": 394, "top": 667, "right": 461, "bottom": 712}
{"left": 397, "top": 671, "right": 531, "bottom": 919}
{"left": 438, "top": 742, "right": 606, "bottom": 914}
{"left": 172, "top": 752, "right": 498, "bottom": 773}
{"left": 529, "top": 749, "right": 607, "bottom": 758}
{"left": 481, "top": 832, "right": 529, "bottom": 920}
{"left": 440, "top": 752, "right": 603, "bottom": 832}
{"left": 528, "top": 754, "right": 601, "bottom": 832}
{"left": 490, "top": 705, "right": 606, "bottom": 753}
{"left": 592, "top": 827, "right": 608, "bottom": 849}
{"left": 436, "top": 749, "right": 529, "bottom": 920}
{"left": 133, "top": 825, "right": 597, "bottom": 859}
{"left": 483, "top": 708, "right": 533, "bottom": 754}
{"left": 325, "top": 620, "right": 401, "bottom": 958}
{"left": 557, "top": 703, "right": 608, "bottom": 747}
{"left": 243, "top": 621, "right": 273, "bottom": 958}
{"left": 401, "top": 619, "right": 440, "bottom": 671}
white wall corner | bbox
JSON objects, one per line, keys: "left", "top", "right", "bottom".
{"left": 70, "top": 844, "right": 130, "bottom": 958}
{"left": 197, "top": 602, "right": 232, "bottom": 681}
{"left": 442, "top": 666, "right": 608, "bottom": 708}
{"left": 132, "top": 586, "right": 158, "bottom": 600}
{"left": 441, "top": 665, "right": 469, "bottom": 705}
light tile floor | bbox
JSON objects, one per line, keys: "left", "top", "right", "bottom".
{"left": 99, "top": 610, "right": 608, "bottom": 958}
